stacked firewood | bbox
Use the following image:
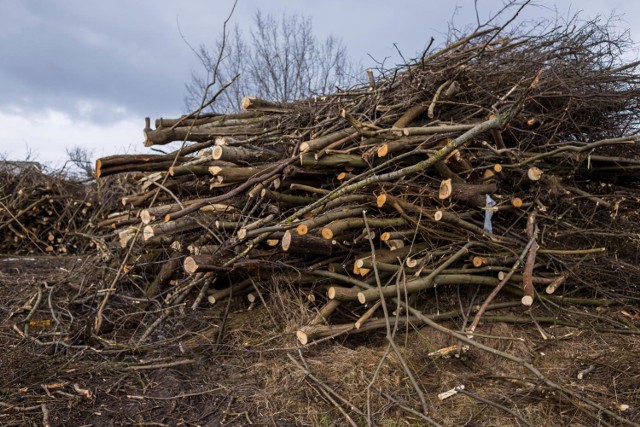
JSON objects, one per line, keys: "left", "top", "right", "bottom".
{"left": 97, "top": 22, "right": 640, "bottom": 343}
{"left": 0, "top": 163, "right": 103, "bottom": 255}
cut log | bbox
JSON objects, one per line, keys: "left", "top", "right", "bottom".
{"left": 207, "top": 279, "right": 253, "bottom": 305}
{"left": 241, "top": 96, "right": 292, "bottom": 113}
{"left": 356, "top": 274, "right": 498, "bottom": 304}
{"left": 140, "top": 202, "right": 236, "bottom": 225}
{"left": 375, "top": 135, "right": 437, "bottom": 158}
{"left": 545, "top": 274, "right": 567, "bottom": 294}
{"left": 439, "top": 180, "right": 497, "bottom": 208}
{"left": 383, "top": 239, "right": 405, "bottom": 251}
{"left": 184, "top": 255, "right": 229, "bottom": 274}
{"left": 143, "top": 216, "right": 205, "bottom": 241}
{"left": 327, "top": 286, "right": 361, "bottom": 301}
{"left": 209, "top": 164, "right": 276, "bottom": 183}
{"left": 322, "top": 217, "right": 406, "bottom": 240}
{"left": 337, "top": 171, "right": 356, "bottom": 181}
{"left": 299, "top": 129, "right": 356, "bottom": 153}
{"left": 309, "top": 299, "right": 341, "bottom": 326}
{"left": 405, "top": 257, "right": 419, "bottom": 268}
{"left": 212, "top": 145, "right": 281, "bottom": 164}
{"left": 281, "top": 230, "right": 333, "bottom": 256}
{"left": 354, "top": 300, "right": 382, "bottom": 329}
{"left": 482, "top": 169, "right": 495, "bottom": 181}
{"left": 261, "top": 189, "right": 319, "bottom": 206}
{"left": 299, "top": 153, "right": 367, "bottom": 169}
{"left": 393, "top": 103, "right": 429, "bottom": 128}
{"left": 472, "top": 254, "right": 518, "bottom": 267}
{"left": 295, "top": 207, "right": 366, "bottom": 236}
{"left": 527, "top": 166, "right": 543, "bottom": 181}
{"left": 439, "top": 179, "right": 453, "bottom": 200}
{"left": 380, "top": 230, "right": 417, "bottom": 241}
{"left": 169, "top": 164, "right": 212, "bottom": 177}
{"left": 296, "top": 323, "right": 353, "bottom": 345}
{"left": 95, "top": 154, "right": 189, "bottom": 177}
{"left": 522, "top": 212, "right": 540, "bottom": 306}
{"left": 144, "top": 124, "right": 264, "bottom": 147}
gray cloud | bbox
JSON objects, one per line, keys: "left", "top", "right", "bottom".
{"left": 0, "top": 1, "right": 202, "bottom": 119}
{"left": 1, "top": 0, "right": 638, "bottom": 163}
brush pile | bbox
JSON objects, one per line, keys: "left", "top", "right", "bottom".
{"left": 96, "top": 20, "right": 640, "bottom": 345}
{"left": 3, "top": 14, "right": 640, "bottom": 427}
{"left": 0, "top": 162, "right": 118, "bottom": 255}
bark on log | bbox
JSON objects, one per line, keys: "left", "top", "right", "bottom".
{"left": 144, "top": 125, "right": 265, "bottom": 147}
{"left": 155, "top": 112, "right": 262, "bottom": 129}
{"left": 140, "top": 202, "right": 237, "bottom": 225}
{"left": 308, "top": 299, "right": 341, "bottom": 326}
{"left": 299, "top": 153, "right": 367, "bottom": 169}
{"left": 295, "top": 207, "right": 366, "bottom": 236}
{"left": 241, "top": 96, "right": 293, "bottom": 113}
{"left": 355, "top": 274, "right": 499, "bottom": 303}
{"left": 143, "top": 216, "right": 207, "bottom": 241}
{"left": 439, "top": 180, "right": 497, "bottom": 208}
{"left": 212, "top": 145, "right": 281, "bottom": 164}
{"left": 300, "top": 129, "right": 357, "bottom": 153}
{"left": 95, "top": 154, "right": 189, "bottom": 177}
{"left": 522, "top": 211, "right": 540, "bottom": 306}
{"left": 322, "top": 217, "right": 406, "bottom": 240}
{"left": 281, "top": 230, "right": 333, "bottom": 256}
{"left": 207, "top": 278, "right": 253, "bottom": 304}
{"left": 209, "top": 164, "right": 276, "bottom": 183}
{"left": 184, "top": 255, "right": 230, "bottom": 274}
{"left": 327, "top": 286, "right": 361, "bottom": 301}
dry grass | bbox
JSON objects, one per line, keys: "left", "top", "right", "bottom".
{"left": 1, "top": 266, "right": 639, "bottom": 426}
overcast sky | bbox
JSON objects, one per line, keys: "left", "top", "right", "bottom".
{"left": 1, "top": 0, "right": 639, "bottom": 168}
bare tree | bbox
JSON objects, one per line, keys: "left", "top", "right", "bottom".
{"left": 185, "top": 11, "right": 356, "bottom": 113}
{"left": 64, "top": 146, "right": 94, "bottom": 179}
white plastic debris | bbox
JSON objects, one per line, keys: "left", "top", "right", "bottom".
{"left": 483, "top": 194, "right": 497, "bottom": 233}
{"left": 437, "top": 385, "right": 465, "bottom": 401}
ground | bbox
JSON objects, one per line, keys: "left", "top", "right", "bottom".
{"left": 1, "top": 254, "right": 638, "bottom": 426}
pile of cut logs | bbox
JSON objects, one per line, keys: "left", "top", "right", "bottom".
{"left": 0, "top": 163, "right": 99, "bottom": 255}
{"left": 96, "top": 24, "right": 640, "bottom": 343}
